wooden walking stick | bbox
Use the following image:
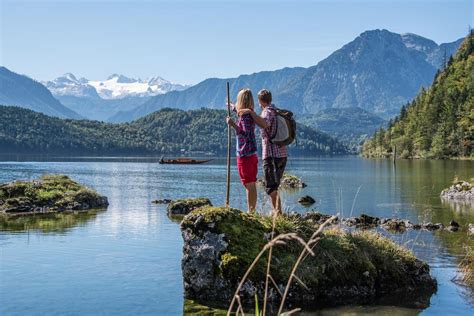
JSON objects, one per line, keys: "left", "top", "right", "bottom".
{"left": 225, "top": 82, "right": 231, "bottom": 207}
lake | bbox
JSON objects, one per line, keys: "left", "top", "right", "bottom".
{"left": 0, "top": 156, "right": 473, "bottom": 315}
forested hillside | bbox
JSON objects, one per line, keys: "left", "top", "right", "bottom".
{"left": 0, "top": 106, "right": 347, "bottom": 155}
{"left": 362, "top": 32, "right": 473, "bottom": 159}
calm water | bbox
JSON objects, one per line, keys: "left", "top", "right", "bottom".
{"left": 0, "top": 156, "right": 473, "bottom": 315}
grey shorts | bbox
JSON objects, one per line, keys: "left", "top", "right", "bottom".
{"left": 262, "top": 157, "right": 287, "bottom": 195}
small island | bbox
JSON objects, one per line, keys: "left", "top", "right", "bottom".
{"left": 441, "top": 181, "right": 474, "bottom": 201}
{"left": 0, "top": 174, "right": 108, "bottom": 217}
{"left": 181, "top": 206, "right": 437, "bottom": 309}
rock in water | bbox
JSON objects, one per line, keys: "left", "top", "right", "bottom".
{"left": 298, "top": 195, "right": 316, "bottom": 205}
{"left": 256, "top": 173, "right": 306, "bottom": 189}
{"left": 0, "top": 174, "right": 108, "bottom": 217}
{"left": 167, "top": 198, "right": 212, "bottom": 216}
{"left": 181, "top": 207, "right": 437, "bottom": 308}
{"left": 468, "top": 224, "right": 474, "bottom": 235}
{"left": 152, "top": 199, "right": 172, "bottom": 204}
{"left": 440, "top": 181, "right": 474, "bottom": 200}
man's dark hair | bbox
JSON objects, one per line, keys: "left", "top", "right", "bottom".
{"left": 258, "top": 89, "right": 272, "bottom": 104}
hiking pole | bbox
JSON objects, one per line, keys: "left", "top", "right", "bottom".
{"left": 225, "top": 82, "right": 231, "bottom": 207}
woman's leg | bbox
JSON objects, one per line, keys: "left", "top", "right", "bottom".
{"left": 245, "top": 182, "right": 257, "bottom": 213}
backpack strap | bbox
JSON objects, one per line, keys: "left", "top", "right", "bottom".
{"left": 266, "top": 106, "right": 279, "bottom": 141}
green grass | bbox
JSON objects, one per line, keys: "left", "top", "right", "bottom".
{"left": 182, "top": 206, "right": 425, "bottom": 290}
{"left": 0, "top": 174, "right": 105, "bottom": 211}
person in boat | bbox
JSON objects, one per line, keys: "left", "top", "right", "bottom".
{"left": 238, "top": 89, "right": 287, "bottom": 216}
{"left": 226, "top": 89, "right": 258, "bottom": 213}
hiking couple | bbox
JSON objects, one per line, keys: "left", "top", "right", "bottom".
{"left": 226, "top": 89, "right": 289, "bottom": 216}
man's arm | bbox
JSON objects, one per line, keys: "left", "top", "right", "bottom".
{"left": 238, "top": 109, "right": 268, "bottom": 129}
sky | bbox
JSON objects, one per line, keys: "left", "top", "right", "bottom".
{"left": 1, "top": 0, "right": 473, "bottom": 84}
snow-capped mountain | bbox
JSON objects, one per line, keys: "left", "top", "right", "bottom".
{"left": 44, "top": 73, "right": 189, "bottom": 100}
{"left": 44, "top": 73, "right": 100, "bottom": 99}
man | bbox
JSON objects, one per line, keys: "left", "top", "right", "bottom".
{"left": 239, "top": 89, "right": 287, "bottom": 215}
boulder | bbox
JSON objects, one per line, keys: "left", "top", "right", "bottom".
{"left": 181, "top": 207, "right": 437, "bottom": 309}
{"left": 381, "top": 219, "right": 407, "bottom": 232}
{"left": 167, "top": 198, "right": 212, "bottom": 216}
{"left": 468, "top": 224, "right": 474, "bottom": 235}
{"left": 298, "top": 195, "right": 316, "bottom": 206}
{"left": 152, "top": 199, "right": 172, "bottom": 204}
{"left": 359, "top": 214, "right": 380, "bottom": 225}
{"left": 446, "top": 220, "right": 460, "bottom": 232}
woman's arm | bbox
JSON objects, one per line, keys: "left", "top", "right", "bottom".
{"left": 235, "top": 115, "right": 254, "bottom": 138}
{"left": 226, "top": 116, "right": 238, "bottom": 130}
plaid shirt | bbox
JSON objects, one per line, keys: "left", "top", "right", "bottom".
{"left": 235, "top": 113, "right": 257, "bottom": 157}
{"left": 261, "top": 104, "right": 287, "bottom": 159}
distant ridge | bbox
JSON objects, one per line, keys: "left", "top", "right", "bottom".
{"left": 110, "top": 29, "right": 463, "bottom": 122}
{"left": 0, "top": 67, "right": 81, "bottom": 119}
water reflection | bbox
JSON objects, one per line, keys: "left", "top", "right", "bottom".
{"left": 0, "top": 210, "right": 105, "bottom": 233}
{"left": 441, "top": 197, "right": 474, "bottom": 215}
{"left": 0, "top": 157, "right": 473, "bottom": 315}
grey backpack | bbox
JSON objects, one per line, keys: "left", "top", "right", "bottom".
{"left": 270, "top": 108, "right": 296, "bottom": 146}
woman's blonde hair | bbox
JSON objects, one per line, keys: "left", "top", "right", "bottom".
{"left": 236, "top": 89, "right": 254, "bottom": 114}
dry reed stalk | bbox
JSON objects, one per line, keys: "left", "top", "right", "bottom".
{"left": 227, "top": 232, "right": 313, "bottom": 316}
{"left": 277, "top": 216, "right": 337, "bottom": 315}
{"left": 263, "top": 213, "right": 277, "bottom": 316}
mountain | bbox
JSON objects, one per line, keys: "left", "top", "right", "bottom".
{"left": 44, "top": 73, "right": 189, "bottom": 121}
{"left": 45, "top": 73, "right": 189, "bottom": 100}
{"left": 109, "top": 67, "right": 305, "bottom": 122}
{"left": 362, "top": 31, "right": 473, "bottom": 159}
{"left": 0, "top": 67, "right": 81, "bottom": 119}
{"left": 298, "top": 107, "right": 386, "bottom": 152}
{"left": 0, "top": 105, "right": 348, "bottom": 155}
{"left": 277, "top": 30, "right": 463, "bottom": 118}
{"left": 110, "top": 30, "right": 462, "bottom": 122}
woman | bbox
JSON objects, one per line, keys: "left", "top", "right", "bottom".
{"left": 226, "top": 89, "right": 258, "bottom": 212}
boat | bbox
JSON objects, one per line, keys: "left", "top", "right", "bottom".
{"left": 158, "top": 157, "right": 213, "bottom": 165}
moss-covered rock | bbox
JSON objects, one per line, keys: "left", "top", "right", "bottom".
{"left": 181, "top": 207, "right": 437, "bottom": 308}
{"left": 167, "top": 198, "right": 212, "bottom": 216}
{"left": 0, "top": 174, "right": 108, "bottom": 217}
{"left": 256, "top": 173, "right": 307, "bottom": 189}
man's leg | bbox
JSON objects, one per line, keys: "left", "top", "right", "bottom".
{"left": 272, "top": 157, "right": 287, "bottom": 215}
{"left": 270, "top": 190, "right": 281, "bottom": 216}
{"left": 245, "top": 182, "right": 257, "bottom": 213}
{"left": 263, "top": 158, "right": 279, "bottom": 213}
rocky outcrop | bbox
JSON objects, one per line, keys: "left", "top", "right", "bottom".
{"left": 298, "top": 195, "right": 316, "bottom": 206}
{"left": 181, "top": 207, "right": 437, "bottom": 308}
{"left": 167, "top": 198, "right": 212, "bottom": 216}
{"left": 294, "top": 212, "right": 463, "bottom": 233}
{"left": 0, "top": 174, "right": 108, "bottom": 217}
{"left": 441, "top": 181, "right": 474, "bottom": 200}
{"left": 256, "top": 173, "right": 307, "bottom": 189}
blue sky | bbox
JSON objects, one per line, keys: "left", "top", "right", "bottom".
{"left": 1, "top": 0, "right": 472, "bottom": 84}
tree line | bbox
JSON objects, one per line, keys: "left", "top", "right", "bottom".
{"left": 0, "top": 106, "right": 347, "bottom": 156}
